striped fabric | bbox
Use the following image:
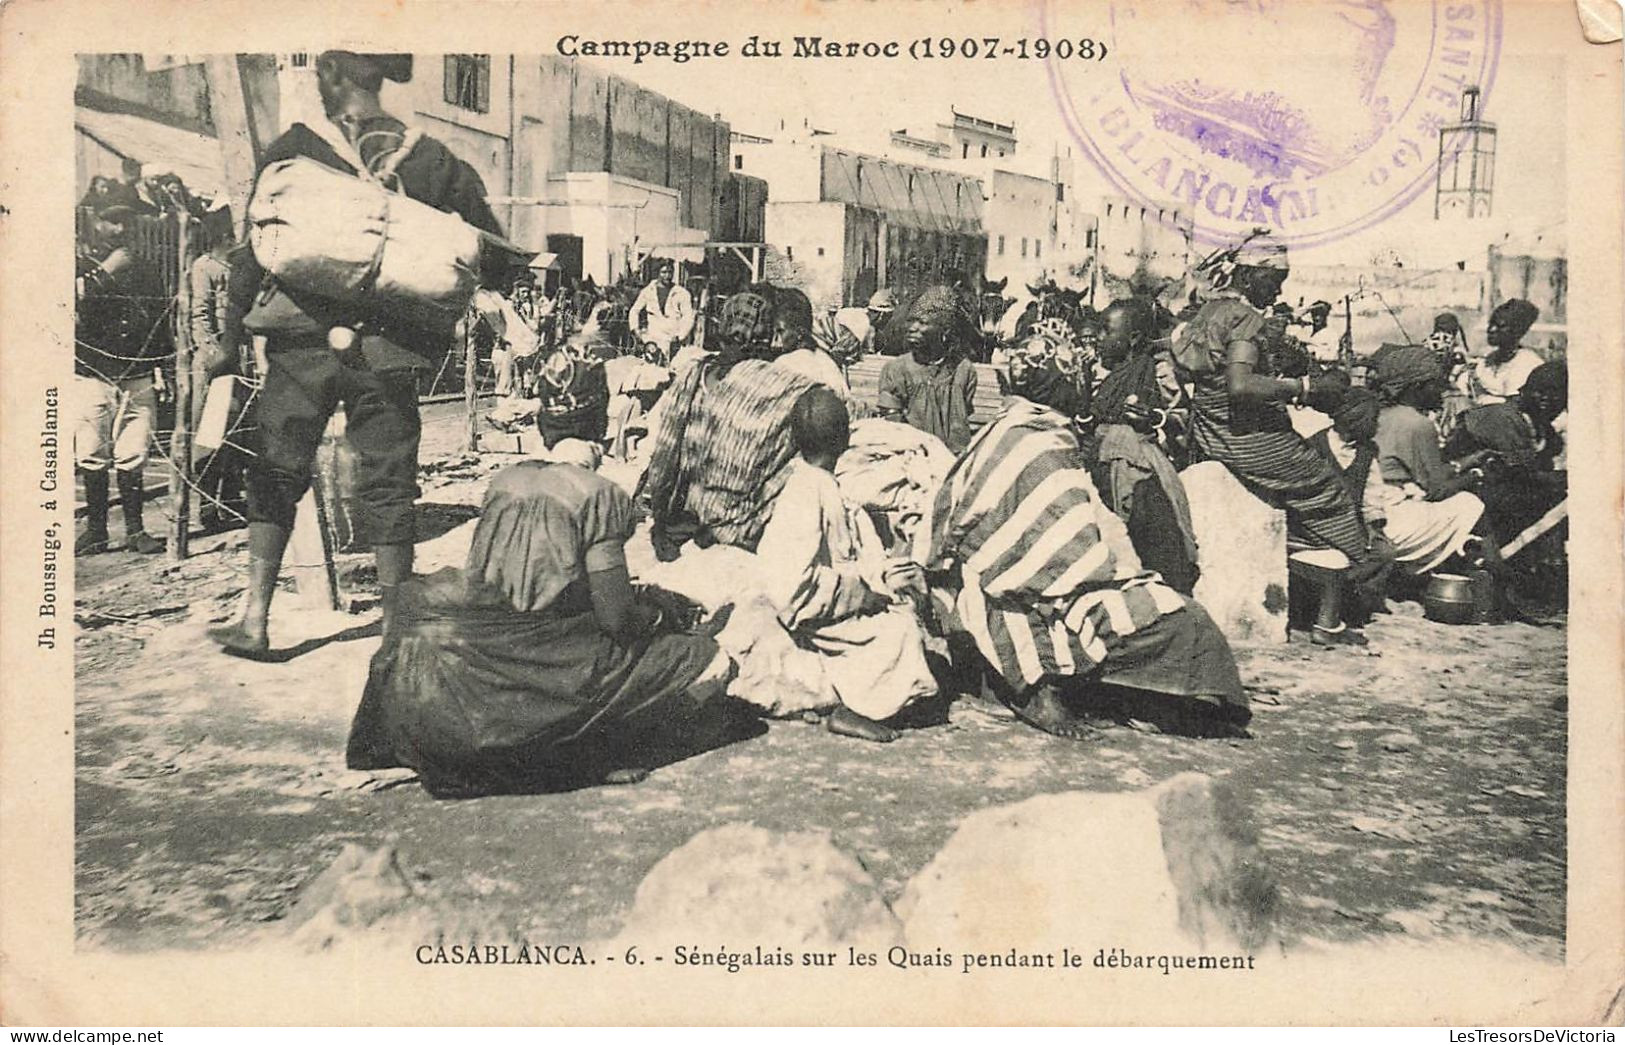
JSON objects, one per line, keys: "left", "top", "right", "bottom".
{"left": 641, "top": 358, "right": 816, "bottom": 551}
{"left": 1175, "top": 296, "right": 1370, "bottom": 562}
{"left": 919, "top": 398, "right": 1189, "bottom": 688}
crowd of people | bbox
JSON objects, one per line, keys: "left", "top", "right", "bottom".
{"left": 73, "top": 51, "right": 1569, "bottom": 797}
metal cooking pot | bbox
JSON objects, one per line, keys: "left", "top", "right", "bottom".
{"left": 1423, "top": 573, "right": 1477, "bottom": 625}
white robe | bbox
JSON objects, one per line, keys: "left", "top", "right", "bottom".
{"left": 755, "top": 460, "right": 936, "bottom": 721}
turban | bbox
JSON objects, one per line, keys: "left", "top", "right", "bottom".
{"left": 1370, "top": 343, "right": 1441, "bottom": 399}
{"left": 906, "top": 285, "right": 974, "bottom": 332}
{"left": 1004, "top": 333, "right": 1089, "bottom": 416}
{"left": 719, "top": 291, "right": 774, "bottom": 347}
{"left": 1432, "top": 312, "right": 1462, "bottom": 335}
{"left": 1233, "top": 232, "right": 1289, "bottom": 270}
{"left": 1332, "top": 387, "right": 1381, "bottom": 442}
{"left": 1490, "top": 298, "right": 1540, "bottom": 341}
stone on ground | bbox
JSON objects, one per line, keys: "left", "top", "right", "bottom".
{"left": 615, "top": 823, "right": 902, "bottom": 950}
{"left": 896, "top": 774, "right": 1280, "bottom": 953}
{"left": 1180, "top": 461, "right": 1289, "bottom": 643}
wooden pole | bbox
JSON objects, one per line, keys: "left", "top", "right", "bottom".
{"left": 168, "top": 212, "right": 192, "bottom": 562}
{"left": 463, "top": 316, "right": 479, "bottom": 453}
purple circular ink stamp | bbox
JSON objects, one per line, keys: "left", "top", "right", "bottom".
{"left": 1043, "top": 0, "right": 1503, "bottom": 249}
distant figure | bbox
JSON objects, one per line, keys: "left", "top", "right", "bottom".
{"left": 877, "top": 286, "right": 979, "bottom": 454}
{"left": 756, "top": 388, "right": 936, "bottom": 743}
{"left": 630, "top": 261, "right": 694, "bottom": 360}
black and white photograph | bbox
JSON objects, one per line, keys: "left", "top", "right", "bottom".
{"left": 2, "top": 0, "right": 1621, "bottom": 1028}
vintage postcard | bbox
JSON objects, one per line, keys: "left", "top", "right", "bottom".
{"left": 1, "top": 0, "right": 1620, "bottom": 1027}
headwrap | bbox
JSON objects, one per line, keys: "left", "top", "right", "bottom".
{"left": 1490, "top": 298, "right": 1539, "bottom": 342}
{"left": 1331, "top": 387, "right": 1381, "bottom": 443}
{"left": 544, "top": 438, "right": 603, "bottom": 471}
{"left": 1370, "top": 343, "right": 1441, "bottom": 400}
{"left": 867, "top": 288, "right": 897, "bottom": 312}
{"left": 907, "top": 285, "right": 974, "bottom": 331}
{"left": 718, "top": 291, "right": 774, "bottom": 348}
{"left": 1432, "top": 312, "right": 1462, "bottom": 335}
{"left": 1003, "top": 333, "right": 1090, "bottom": 418}
{"left": 535, "top": 347, "right": 609, "bottom": 448}
{"left": 1233, "top": 232, "right": 1289, "bottom": 270}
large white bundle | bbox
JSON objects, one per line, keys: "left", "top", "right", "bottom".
{"left": 248, "top": 156, "right": 482, "bottom": 325}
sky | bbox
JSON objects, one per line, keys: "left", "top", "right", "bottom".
{"left": 582, "top": 0, "right": 1568, "bottom": 269}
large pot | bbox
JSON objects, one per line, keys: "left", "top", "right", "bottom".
{"left": 1423, "top": 573, "right": 1477, "bottom": 625}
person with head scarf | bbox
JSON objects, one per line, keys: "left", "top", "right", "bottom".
{"left": 1301, "top": 299, "right": 1344, "bottom": 364}
{"left": 345, "top": 408, "right": 736, "bottom": 797}
{"left": 1170, "top": 231, "right": 1380, "bottom": 645}
{"left": 1357, "top": 344, "right": 1490, "bottom": 580}
{"left": 917, "top": 331, "right": 1248, "bottom": 741}
{"left": 1472, "top": 299, "right": 1544, "bottom": 404}
{"left": 753, "top": 388, "right": 937, "bottom": 744}
{"left": 876, "top": 286, "right": 981, "bottom": 453}
{"left": 1088, "top": 296, "right": 1201, "bottom": 595}
{"left": 639, "top": 289, "right": 818, "bottom": 559}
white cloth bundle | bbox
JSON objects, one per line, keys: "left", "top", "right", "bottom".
{"left": 248, "top": 155, "right": 482, "bottom": 325}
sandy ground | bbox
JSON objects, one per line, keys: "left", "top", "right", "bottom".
{"left": 73, "top": 433, "right": 1567, "bottom": 959}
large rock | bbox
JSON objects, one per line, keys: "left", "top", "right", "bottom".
{"left": 616, "top": 823, "right": 903, "bottom": 950}
{"left": 1180, "top": 461, "right": 1289, "bottom": 643}
{"left": 896, "top": 775, "right": 1280, "bottom": 954}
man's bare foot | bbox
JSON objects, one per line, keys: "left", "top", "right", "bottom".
{"left": 1010, "top": 683, "right": 1099, "bottom": 741}
{"left": 207, "top": 621, "right": 271, "bottom": 661}
{"left": 827, "top": 706, "right": 900, "bottom": 743}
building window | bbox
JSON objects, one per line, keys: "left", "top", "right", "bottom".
{"left": 997, "top": 149, "right": 1005, "bottom": 158}
{"left": 444, "top": 54, "right": 491, "bottom": 113}
{"left": 734, "top": 155, "right": 743, "bottom": 170}
{"left": 1020, "top": 238, "right": 1027, "bottom": 257}
{"left": 962, "top": 142, "right": 969, "bottom": 159}
{"left": 817, "top": 246, "right": 825, "bottom": 257}
{"left": 1056, "top": 183, "right": 1065, "bottom": 202}
{"left": 997, "top": 235, "right": 1005, "bottom": 256}
{"left": 290, "top": 53, "right": 310, "bottom": 68}
{"left": 980, "top": 144, "right": 988, "bottom": 158}
{"left": 1035, "top": 240, "right": 1041, "bottom": 259}
{"left": 786, "top": 246, "right": 794, "bottom": 261}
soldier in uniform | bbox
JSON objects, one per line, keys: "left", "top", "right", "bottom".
{"left": 209, "top": 51, "right": 504, "bottom": 658}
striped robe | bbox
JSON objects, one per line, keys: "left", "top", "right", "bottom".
{"left": 640, "top": 357, "right": 816, "bottom": 551}
{"left": 918, "top": 398, "right": 1192, "bottom": 689}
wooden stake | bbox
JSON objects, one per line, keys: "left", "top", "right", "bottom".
{"left": 464, "top": 316, "right": 479, "bottom": 453}
{"left": 168, "top": 211, "right": 192, "bottom": 562}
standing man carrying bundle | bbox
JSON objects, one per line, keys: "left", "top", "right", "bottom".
{"left": 210, "top": 51, "right": 504, "bottom": 658}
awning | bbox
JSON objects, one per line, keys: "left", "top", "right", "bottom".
{"left": 527, "top": 252, "right": 560, "bottom": 270}
{"left": 75, "top": 106, "right": 226, "bottom": 201}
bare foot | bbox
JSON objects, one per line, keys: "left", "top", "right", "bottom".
{"left": 1010, "top": 683, "right": 1099, "bottom": 741}
{"left": 827, "top": 706, "right": 900, "bottom": 743}
{"left": 207, "top": 621, "right": 271, "bottom": 661}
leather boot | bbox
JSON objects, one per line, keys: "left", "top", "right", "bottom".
{"left": 77, "top": 469, "right": 111, "bottom": 555}
{"left": 116, "top": 469, "right": 164, "bottom": 554}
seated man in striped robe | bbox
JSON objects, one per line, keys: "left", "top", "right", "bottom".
{"left": 755, "top": 387, "right": 938, "bottom": 743}
{"left": 917, "top": 334, "right": 1250, "bottom": 740}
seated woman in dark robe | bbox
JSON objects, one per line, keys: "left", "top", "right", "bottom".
{"left": 918, "top": 332, "right": 1249, "bottom": 741}
{"left": 1085, "top": 296, "right": 1200, "bottom": 595}
{"left": 347, "top": 421, "right": 735, "bottom": 797}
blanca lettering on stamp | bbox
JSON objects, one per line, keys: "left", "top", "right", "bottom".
{"left": 1043, "top": 0, "right": 1502, "bottom": 248}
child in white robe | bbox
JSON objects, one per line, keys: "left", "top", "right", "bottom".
{"left": 755, "top": 387, "right": 937, "bottom": 742}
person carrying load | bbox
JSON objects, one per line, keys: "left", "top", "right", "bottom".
{"left": 210, "top": 51, "right": 509, "bottom": 658}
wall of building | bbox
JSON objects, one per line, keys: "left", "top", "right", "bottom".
{"left": 763, "top": 202, "right": 849, "bottom": 309}
{"left": 984, "top": 169, "right": 1061, "bottom": 287}
{"left": 718, "top": 173, "right": 768, "bottom": 243}
{"left": 731, "top": 140, "right": 825, "bottom": 203}
{"left": 518, "top": 171, "right": 698, "bottom": 285}
{"left": 1095, "top": 194, "right": 1192, "bottom": 284}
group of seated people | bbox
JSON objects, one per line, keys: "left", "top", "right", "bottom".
{"left": 346, "top": 245, "right": 1566, "bottom": 797}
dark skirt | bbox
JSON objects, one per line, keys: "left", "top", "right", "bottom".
{"left": 1099, "top": 601, "right": 1247, "bottom": 720}
{"left": 346, "top": 568, "right": 720, "bottom": 791}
